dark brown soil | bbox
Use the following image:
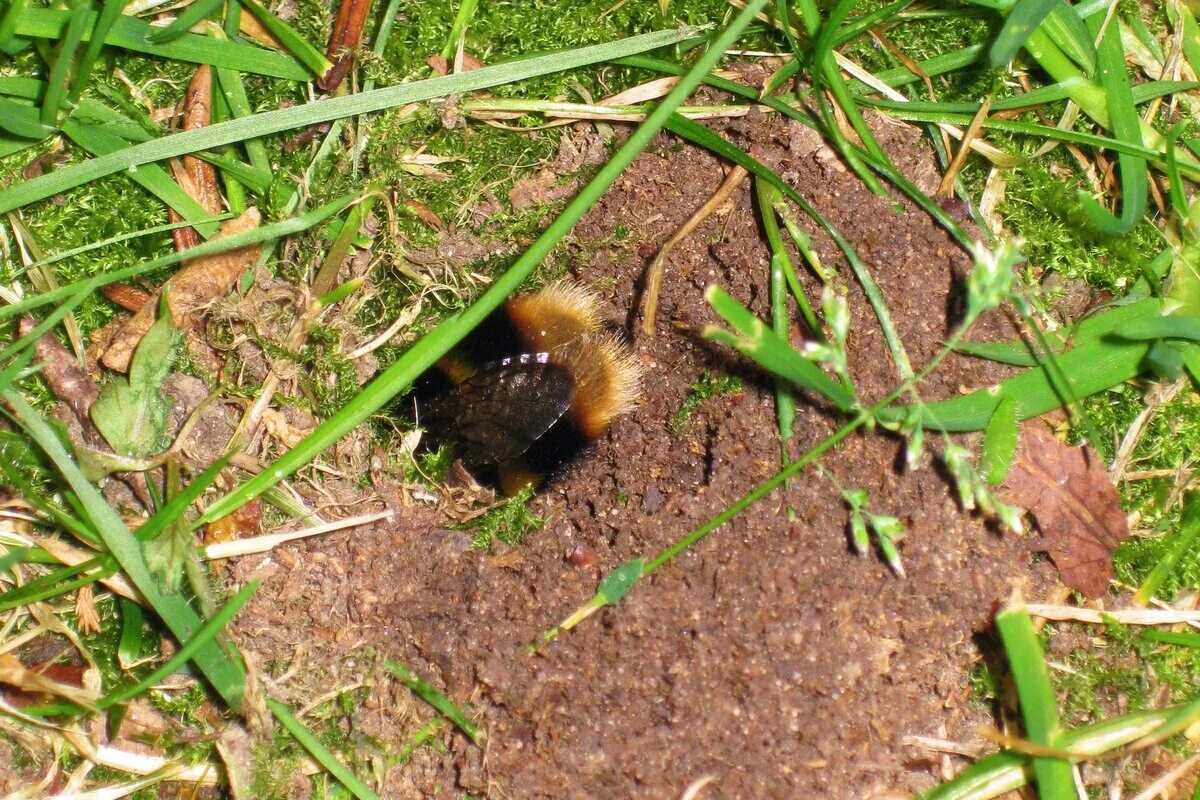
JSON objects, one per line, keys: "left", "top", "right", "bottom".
{"left": 232, "top": 110, "right": 1054, "bottom": 798}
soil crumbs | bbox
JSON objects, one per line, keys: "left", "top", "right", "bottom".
{"left": 232, "top": 110, "right": 1054, "bottom": 798}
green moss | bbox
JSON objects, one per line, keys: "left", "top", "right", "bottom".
{"left": 148, "top": 681, "right": 215, "bottom": 731}
{"left": 415, "top": 444, "right": 454, "bottom": 483}
{"left": 251, "top": 732, "right": 305, "bottom": 800}
{"left": 385, "top": 0, "right": 731, "bottom": 96}
{"left": 670, "top": 371, "right": 743, "bottom": 435}
{"left": 843, "top": 2, "right": 994, "bottom": 90}
{"left": 465, "top": 485, "right": 543, "bottom": 549}
{"left": 999, "top": 163, "right": 1163, "bottom": 292}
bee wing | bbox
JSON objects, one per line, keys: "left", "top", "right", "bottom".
{"left": 423, "top": 353, "right": 574, "bottom": 467}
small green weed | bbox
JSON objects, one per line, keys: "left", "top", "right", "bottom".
{"left": 670, "top": 371, "right": 743, "bottom": 435}
{"left": 465, "top": 485, "right": 543, "bottom": 549}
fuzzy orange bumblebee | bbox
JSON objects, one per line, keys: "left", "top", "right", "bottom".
{"left": 419, "top": 283, "right": 642, "bottom": 494}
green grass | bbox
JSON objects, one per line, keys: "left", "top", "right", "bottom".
{"left": 2, "top": 0, "right": 1200, "bottom": 796}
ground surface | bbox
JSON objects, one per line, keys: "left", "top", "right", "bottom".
{"left": 231, "top": 108, "right": 1056, "bottom": 798}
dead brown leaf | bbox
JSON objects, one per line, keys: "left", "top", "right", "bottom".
{"left": 22, "top": 150, "right": 68, "bottom": 180}
{"left": 215, "top": 722, "right": 256, "bottom": 800}
{"left": 204, "top": 498, "right": 262, "bottom": 546}
{"left": 0, "top": 654, "right": 98, "bottom": 708}
{"left": 403, "top": 199, "right": 445, "bottom": 231}
{"left": 18, "top": 316, "right": 99, "bottom": 430}
{"left": 238, "top": 11, "right": 283, "bottom": 48}
{"left": 426, "top": 53, "right": 485, "bottom": 75}
{"left": 1000, "top": 424, "right": 1129, "bottom": 597}
{"left": 281, "top": 121, "right": 334, "bottom": 154}
{"left": 101, "top": 207, "right": 261, "bottom": 372}
{"left": 115, "top": 698, "right": 172, "bottom": 739}
{"left": 508, "top": 167, "right": 579, "bottom": 210}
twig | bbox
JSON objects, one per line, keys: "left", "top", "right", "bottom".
{"left": 641, "top": 165, "right": 749, "bottom": 335}
{"left": 201, "top": 510, "right": 393, "bottom": 559}
{"left": 1025, "top": 604, "right": 1200, "bottom": 625}
{"left": 1129, "top": 751, "right": 1200, "bottom": 800}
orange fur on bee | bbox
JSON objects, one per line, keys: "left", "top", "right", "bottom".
{"left": 506, "top": 283, "right": 642, "bottom": 439}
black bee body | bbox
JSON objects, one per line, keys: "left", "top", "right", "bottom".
{"left": 415, "top": 284, "right": 642, "bottom": 494}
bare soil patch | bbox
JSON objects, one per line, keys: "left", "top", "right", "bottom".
{"left": 231, "top": 109, "right": 1053, "bottom": 798}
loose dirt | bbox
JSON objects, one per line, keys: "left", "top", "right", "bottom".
{"left": 231, "top": 108, "right": 1055, "bottom": 798}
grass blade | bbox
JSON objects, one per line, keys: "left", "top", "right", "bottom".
{"left": 0, "top": 96, "right": 51, "bottom": 140}
{"left": 67, "top": 0, "right": 130, "bottom": 104}
{"left": 1119, "top": 315, "right": 1200, "bottom": 341}
{"left": 136, "top": 455, "right": 234, "bottom": 543}
{"left": 980, "top": 396, "right": 1018, "bottom": 484}
{"left": 757, "top": 180, "right": 803, "bottom": 450}
{"left": 385, "top": 661, "right": 479, "bottom": 742}
{"left": 99, "top": 580, "right": 260, "bottom": 710}
{"left": 1134, "top": 491, "right": 1200, "bottom": 605}
{"left": 60, "top": 119, "right": 220, "bottom": 238}
{"left": 921, "top": 706, "right": 1182, "bottom": 800}
{"left": 1042, "top": 2, "right": 1096, "bottom": 74}
{"left": 269, "top": 699, "right": 380, "bottom": 800}
{"left": 145, "top": 0, "right": 224, "bottom": 44}
{"left": 239, "top": 0, "right": 332, "bottom": 78}
{"left": 885, "top": 300, "right": 1164, "bottom": 431}
{"left": 989, "top": 0, "right": 1064, "bottom": 67}
{"left": 1076, "top": 12, "right": 1146, "bottom": 235}
{"left": 1142, "top": 630, "right": 1200, "bottom": 648}
{"left": 39, "top": 0, "right": 90, "bottom": 127}
{"left": 0, "top": 26, "right": 698, "bottom": 215}
{"left": 864, "top": 108, "right": 1200, "bottom": 181}
{"left": 705, "top": 286, "right": 854, "bottom": 411}
{"left": 16, "top": 8, "right": 308, "bottom": 80}
{"left": 0, "top": 284, "right": 91, "bottom": 363}
{"left": 996, "top": 602, "right": 1075, "bottom": 799}
{"left": 0, "top": 0, "right": 27, "bottom": 48}
{"left": 0, "top": 195, "right": 352, "bottom": 319}
{"left": 214, "top": 49, "right": 271, "bottom": 174}
{"left": 441, "top": 0, "right": 479, "bottom": 59}
{"left": 3, "top": 390, "right": 248, "bottom": 710}
{"left": 666, "top": 113, "right": 914, "bottom": 379}
{"left": 17, "top": 214, "right": 233, "bottom": 275}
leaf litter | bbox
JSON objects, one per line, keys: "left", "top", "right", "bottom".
{"left": 99, "top": 206, "right": 261, "bottom": 373}
{"left": 1000, "top": 422, "right": 1130, "bottom": 598}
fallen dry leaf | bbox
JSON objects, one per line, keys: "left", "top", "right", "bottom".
{"left": 238, "top": 10, "right": 283, "bottom": 49}
{"left": 215, "top": 722, "right": 256, "bottom": 800}
{"left": 1001, "top": 423, "right": 1129, "bottom": 597}
{"left": 403, "top": 199, "right": 445, "bottom": 231}
{"left": 22, "top": 150, "right": 68, "bottom": 180}
{"left": 101, "top": 207, "right": 261, "bottom": 372}
{"left": 19, "top": 316, "right": 99, "bottom": 430}
{"left": 204, "top": 498, "right": 262, "bottom": 545}
{"left": 0, "top": 654, "right": 98, "bottom": 708}
{"left": 115, "top": 698, "right": 172, "bottom": 739}
{"left": 426, "top": 52, "right": 485, "bottom": 75}
{"left": 508, "top": 167, "right": 579, "bottom": 210}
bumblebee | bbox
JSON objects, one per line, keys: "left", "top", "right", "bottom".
{"left": 419, "top": 283, "right": 642, "bottom": 494}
